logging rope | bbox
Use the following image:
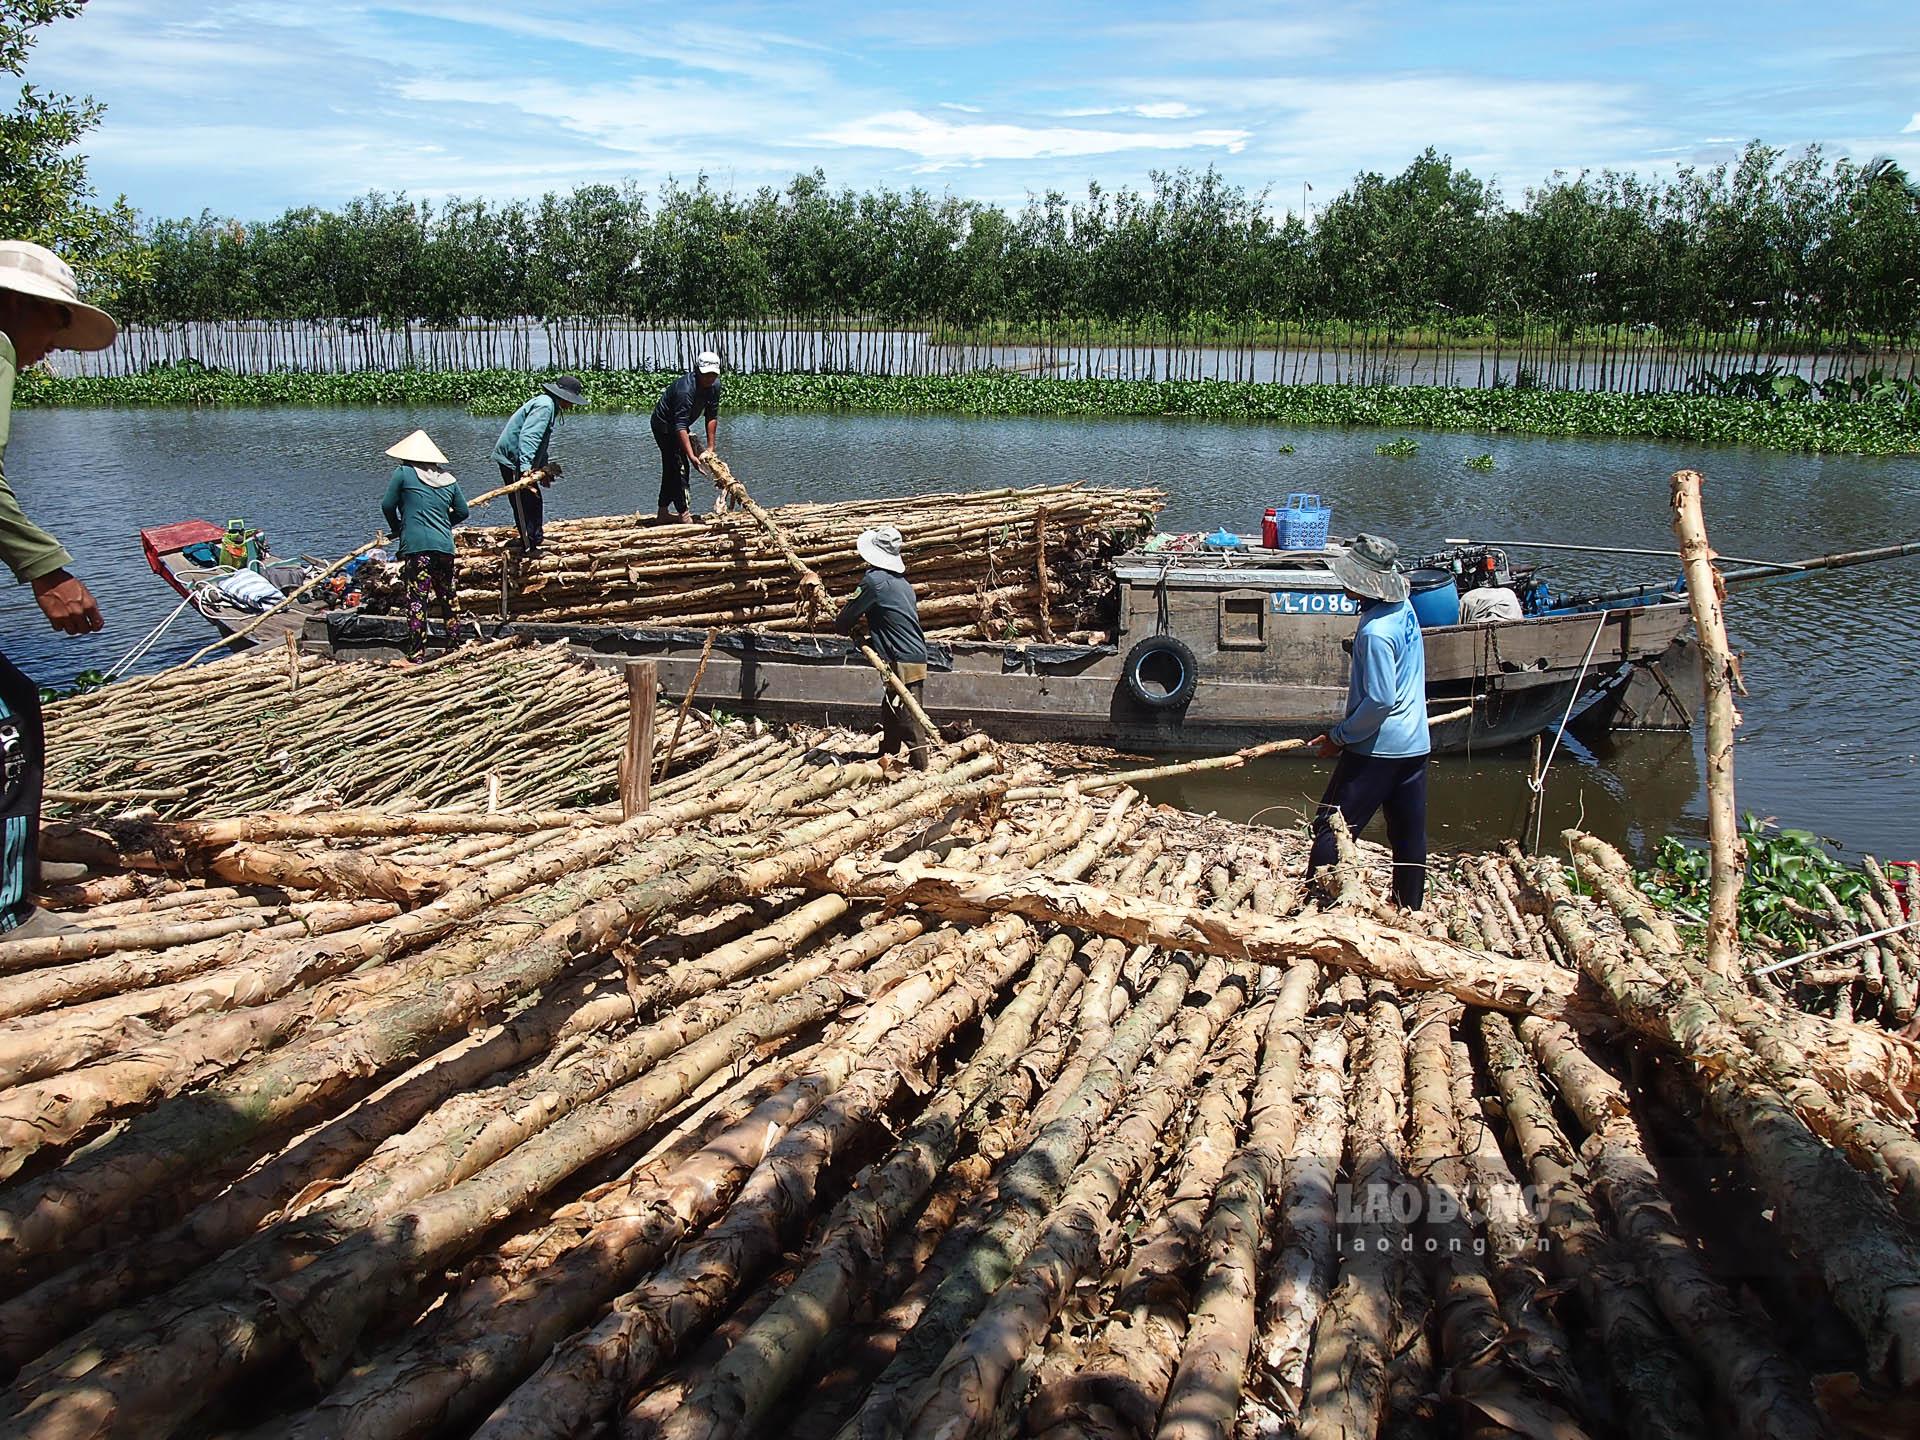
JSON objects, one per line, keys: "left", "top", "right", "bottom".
{"left": 102, "top": 585, "right": 207, "bottom": 681}
{"left": 1526, "top": 611, "right": 1609, "bottom": 807}
{"left": 1752, "top": 914, "right": 1920, "bottom": 978}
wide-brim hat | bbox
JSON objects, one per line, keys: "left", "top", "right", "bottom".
{"left": 0, "top": 240, "right": 118, "bottom": 351}
{"left": 543, "top": 374, "right": 586, "bottom": 406}
{"left": 856, "top": 525, "right": 907, "bottom": 574}
{"left": 385, "top": 428, "right": 449, "bottom": 466}
{"left": 694, "top": 349, "right": 722, "bottom": 375}
{"left": 1330, "top": 533, "right": 1410, "bottom": 604}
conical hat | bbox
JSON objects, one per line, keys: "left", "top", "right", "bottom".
{"left": 385, "top": 429, "right": 448, "bottom": 465}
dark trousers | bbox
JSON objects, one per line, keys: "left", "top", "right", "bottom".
{"left": 0, "top": 652, "right": 43, "bottom": 931}
{"left": 1307, "top": 749, "right": 1429, "bottom": 909}
{"left": 881, "top": 677, "right": 930, "bottom": 771}
{"left": 651, "top": 416, "right": 690, "bottom": 512}
{"left": 401, "top": 552, "right": 466, "bottom": 660}
{"left": 503, "top": 462, "right": 544, "bottom": 551}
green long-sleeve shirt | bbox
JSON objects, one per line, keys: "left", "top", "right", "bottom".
{"left": 491, "top": 394, "right": 557, "bottom": 474}
{"left": 381, "top": 465, "right": 470, "bottom": 556}
{"left": 0, "top": 331, "right": 74, "bottom": 584}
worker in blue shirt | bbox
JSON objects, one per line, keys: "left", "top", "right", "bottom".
{"left": 490, "top": 374, "right": 584, "bottom": 557}
{"left": 650, "top": 351, "right": 723, "bottom": 523}
{"left": 1307, "top": 533, "right": 1432, "bottom": 908}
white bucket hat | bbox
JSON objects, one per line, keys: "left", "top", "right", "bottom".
{"left": 694, "top": 349, "right": 722, "bottom": 375}
{"left": 0, "top": 240, "right": 118, "bottom": 351}
{"left": 385, "top": 429, "right": 450, "bottom": 467}
{"left": 856, "top": 525, "right": 906, "bottom": 574}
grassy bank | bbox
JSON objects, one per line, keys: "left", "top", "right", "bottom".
{"left": 20, "top": 364, "right": 1920, "bottom": 454}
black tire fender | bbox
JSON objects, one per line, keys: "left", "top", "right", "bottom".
{"left": 1121, "top": 635, "right": 1200, "bottom": 709}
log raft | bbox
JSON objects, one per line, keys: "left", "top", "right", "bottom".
{"left": 0, "top": 673, "right": 1916, "bottom": 1437}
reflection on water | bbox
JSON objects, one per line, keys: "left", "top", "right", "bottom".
{"left": 1143, "top": 729, "right": 1704, "bottom": 865}
{"left": 0, "top": 403, "right": 1914, "bottom": 857}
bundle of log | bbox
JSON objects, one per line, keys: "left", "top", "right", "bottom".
{"left": 449, "top": 484, "right": 1164, "bottom": 640}
{"left": 40, "top": 640, "right": 722, "bottom": 818}
{"left": 1, "top": 715, "right": 1918, "bottom": 1438}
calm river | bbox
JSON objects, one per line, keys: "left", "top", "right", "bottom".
{"left": 2, "top": 403, "right": 1916, "bottom": 861}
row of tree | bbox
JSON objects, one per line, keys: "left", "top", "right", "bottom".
{"left": 101, "top": 145, "right": 1920, "bottom": 349}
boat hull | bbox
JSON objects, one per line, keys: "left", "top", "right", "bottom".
{"left": 320, "top": 599, "right": 1691, "bottom": 755}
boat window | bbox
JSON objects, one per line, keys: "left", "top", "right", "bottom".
{"left": 1218, "top": 592, "right": 1266, "bottom": 650}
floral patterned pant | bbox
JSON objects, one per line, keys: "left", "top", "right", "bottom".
{"left": 402, "top": 552, "right": 466, "bottom": 660}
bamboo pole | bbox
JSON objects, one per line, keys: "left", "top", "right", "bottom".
{"left": 1670, "top": 468, "right": 1745, "bottom": 977}
{"left": 703, "top": 455, "right": 943, "bottom": 743}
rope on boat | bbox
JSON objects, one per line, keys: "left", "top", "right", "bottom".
{"left": 1752, "top": 913, "right": 1920, "bottom": 977}
{"left": 102, "top": 588, "right": 202, "bottom": 681}
{"left": 1524, "top": 611, "right": 1611, "bottom": 845}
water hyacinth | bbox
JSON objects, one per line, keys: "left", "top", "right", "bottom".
{"left": 20, "top": 366, "right": 1920, "bottom": 454}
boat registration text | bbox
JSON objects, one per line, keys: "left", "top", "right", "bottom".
{"left": 1271, "top": 591, "right": 1360, "bottom": 616}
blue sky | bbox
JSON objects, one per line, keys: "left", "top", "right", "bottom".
{"left": 27, "top": 0, "right": 1920, "bottom": 219}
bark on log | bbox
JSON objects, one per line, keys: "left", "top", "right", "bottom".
{"left": 818, "top": 858, "right": 1603, "bottom": 1024}
{"left": 1669, "top": 469, "right": 1745, "bottom": 977}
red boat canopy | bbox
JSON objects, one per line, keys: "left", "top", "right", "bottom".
{"left": 140, "top": 520, "right": 224, "bottom": 590}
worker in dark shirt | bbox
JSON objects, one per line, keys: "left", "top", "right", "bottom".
{"left": 650, "top": 350, "right": 723, "bottom": 523}
{"left": 834, "top": 525, "right": 930, "bottom": 771}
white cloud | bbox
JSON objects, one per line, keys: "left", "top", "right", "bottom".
{"left": 1904, "top": 113, "right": 1920, "bottom": 133}
{"left": 938, "top": 102, "right": 985, "bottom": 114}
{"left": 1057, "top": 102, "right": 1205, "bottom": 119}
{"left": 813, "top": 110, "right": 1250, "bottom": 167}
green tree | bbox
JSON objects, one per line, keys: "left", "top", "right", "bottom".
{"left": 0, "top": 0, "right": 142, "bottom": 303}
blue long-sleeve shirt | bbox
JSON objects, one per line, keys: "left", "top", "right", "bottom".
{"left": 1331, "top": 598, "right": 1430, "bottom": 757}
{"left": 491, "top": 394, "right": 557, "bottom": 473}
{"left": 650, "top": 372, "right": 722, "bottom": 433}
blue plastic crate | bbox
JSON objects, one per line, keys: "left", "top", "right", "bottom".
{"left": 1281, "top": 492, "right": 1330, "bottom": 550}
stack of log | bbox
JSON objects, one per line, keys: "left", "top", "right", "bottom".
{"left": 40, "top": 640, "right": 722, "bottom": 818}
{"left": 449, "top": 484, "right": 1164, "bottom": 641}
{"left": 0, "top": 726, "right": 1917, "bottom": 1437}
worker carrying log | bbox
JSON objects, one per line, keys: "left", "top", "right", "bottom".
{"left": 834, "top": 525, "right": 930, "bottom": 771}
{"left": 0, "top": 240, "right": 117, "bottom": 940}
{"left": 1308, "top": 533, "right": 1432, "bottom": 908}
{"left": 490, "top": 373, "right": 585, "bottom": 557}
{"left": 651, "top": 350, "right": 724, "bottom": 524}
{"left": 380, "top": 429, "right": 471, "bottom": 664}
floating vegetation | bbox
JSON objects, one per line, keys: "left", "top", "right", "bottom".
{"left": 1466, "top": 452, "right": 1495, "bottom": 470}
{"left": 1376, "top": 437, "right": 1421, "bottom": 456}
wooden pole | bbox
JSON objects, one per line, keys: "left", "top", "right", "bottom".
{"left": 658, "top": 629, "right": 716, "bottom": 780}
{"left": 620, "top": 661, "right": 657, "bottom": 819}
{"left": 1522, "top": 732, "right": 1545, "bottom": 854}
{"left": 1670, "top": 468, "right": 1745, "bottom": 977}
{"left": 1034, "top": 505, "right": 1055, "bottom": 643}
{"left": 701, "top": 454, "right": 943, "bottom": 744}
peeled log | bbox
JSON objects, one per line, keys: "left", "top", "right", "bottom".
{"left": 818, "top": 857, "right": 1602, "bottom": 1023}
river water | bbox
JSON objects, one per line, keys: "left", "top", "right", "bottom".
{"left": 2, "top": 403, "right": 1916, "bottom": 862}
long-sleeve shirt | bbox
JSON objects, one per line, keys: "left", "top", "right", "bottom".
{"left": 491, "top": 394, "right": 557, "bottom": 474}
{"left": 1331, "top": 598, "right": 1430, "bottom": 757}
{"left": 835, "top": 567, "right": 928, "bottom": 666}
{"left": 650, "top": 372, "right": 722, "bottom": 434}
{"left": 381, "top": 465, "right": 470, "bottom": 556}
{"left": 0, "top": 331, "right": 74, "bottom": 585}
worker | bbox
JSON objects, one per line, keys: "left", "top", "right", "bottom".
{"left": 650, "top": 350, "right": 723, "bottom": 523}
{"left": 834, "top": 525, "right": 930, "bottom": 772}
{"left": 490, "top": 374, "right": 584, "bottom": 557}
{"left": 0, "top": 240, "right": 115, "bottom": 939}
{"left": 1307, "top": 533, "right": 1431, "bottom": 908}
{"left": 1459, "top": 584, "right": 1524, "bottom": 623}
{"left": 381, "top": 429, "right": 471, "bottom": 664}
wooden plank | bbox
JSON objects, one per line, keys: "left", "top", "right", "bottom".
{"left": 620, "top": 661, "right": 657, "bottom": 818}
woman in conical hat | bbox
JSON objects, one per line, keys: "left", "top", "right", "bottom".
{"left": 379, "top": 429, "right": 470, "bottom": 663}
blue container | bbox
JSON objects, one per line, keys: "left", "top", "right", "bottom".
{"left": 1281, "top": 493, "right": 1331, "bottom": 550}
{"left": 1408, "top": 569, "right": 1462, "bottom": 627}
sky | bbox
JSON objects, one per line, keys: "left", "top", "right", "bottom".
{"left": 24, "top": 0, "right": 1920, "bottom": 220}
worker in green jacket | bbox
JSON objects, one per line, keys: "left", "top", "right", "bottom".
{"left": 0, "top": 240, "right": 117, "bottom": 938}
{"left": 490, "top": 374, "right": 584, "bottom": 557}
{"left": 381, "top": 429, "right": 471, "bottom": 663}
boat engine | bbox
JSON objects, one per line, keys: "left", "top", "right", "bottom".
{"left": 1410, "top": 545, "right": 1550, "bottom": 614}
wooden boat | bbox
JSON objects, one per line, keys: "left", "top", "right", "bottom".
{"left": 141, "top": 520, "right": 325, "bottom": 649}
{"left": 318, "top": 535, "right": 1693, "bottom": 754}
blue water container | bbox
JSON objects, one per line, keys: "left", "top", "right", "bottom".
{"left": 1408, "top": 569, "right": 1462, "bottom": 627}
{"left": 1281, "top": 493, "right": 1331, "bottom": 550}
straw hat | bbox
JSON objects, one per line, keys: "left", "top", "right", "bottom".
{"left": 856, "top": 525, "right": 907, "bottom": 574}
{"left": 1329, "top": 533, "right": 1410, "bottom": 604}
{"left": 0, "top": 240, "right": 118, "bottom": 351}
{"left": 385, "top": 429, "right": 449, "bottom": 466}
